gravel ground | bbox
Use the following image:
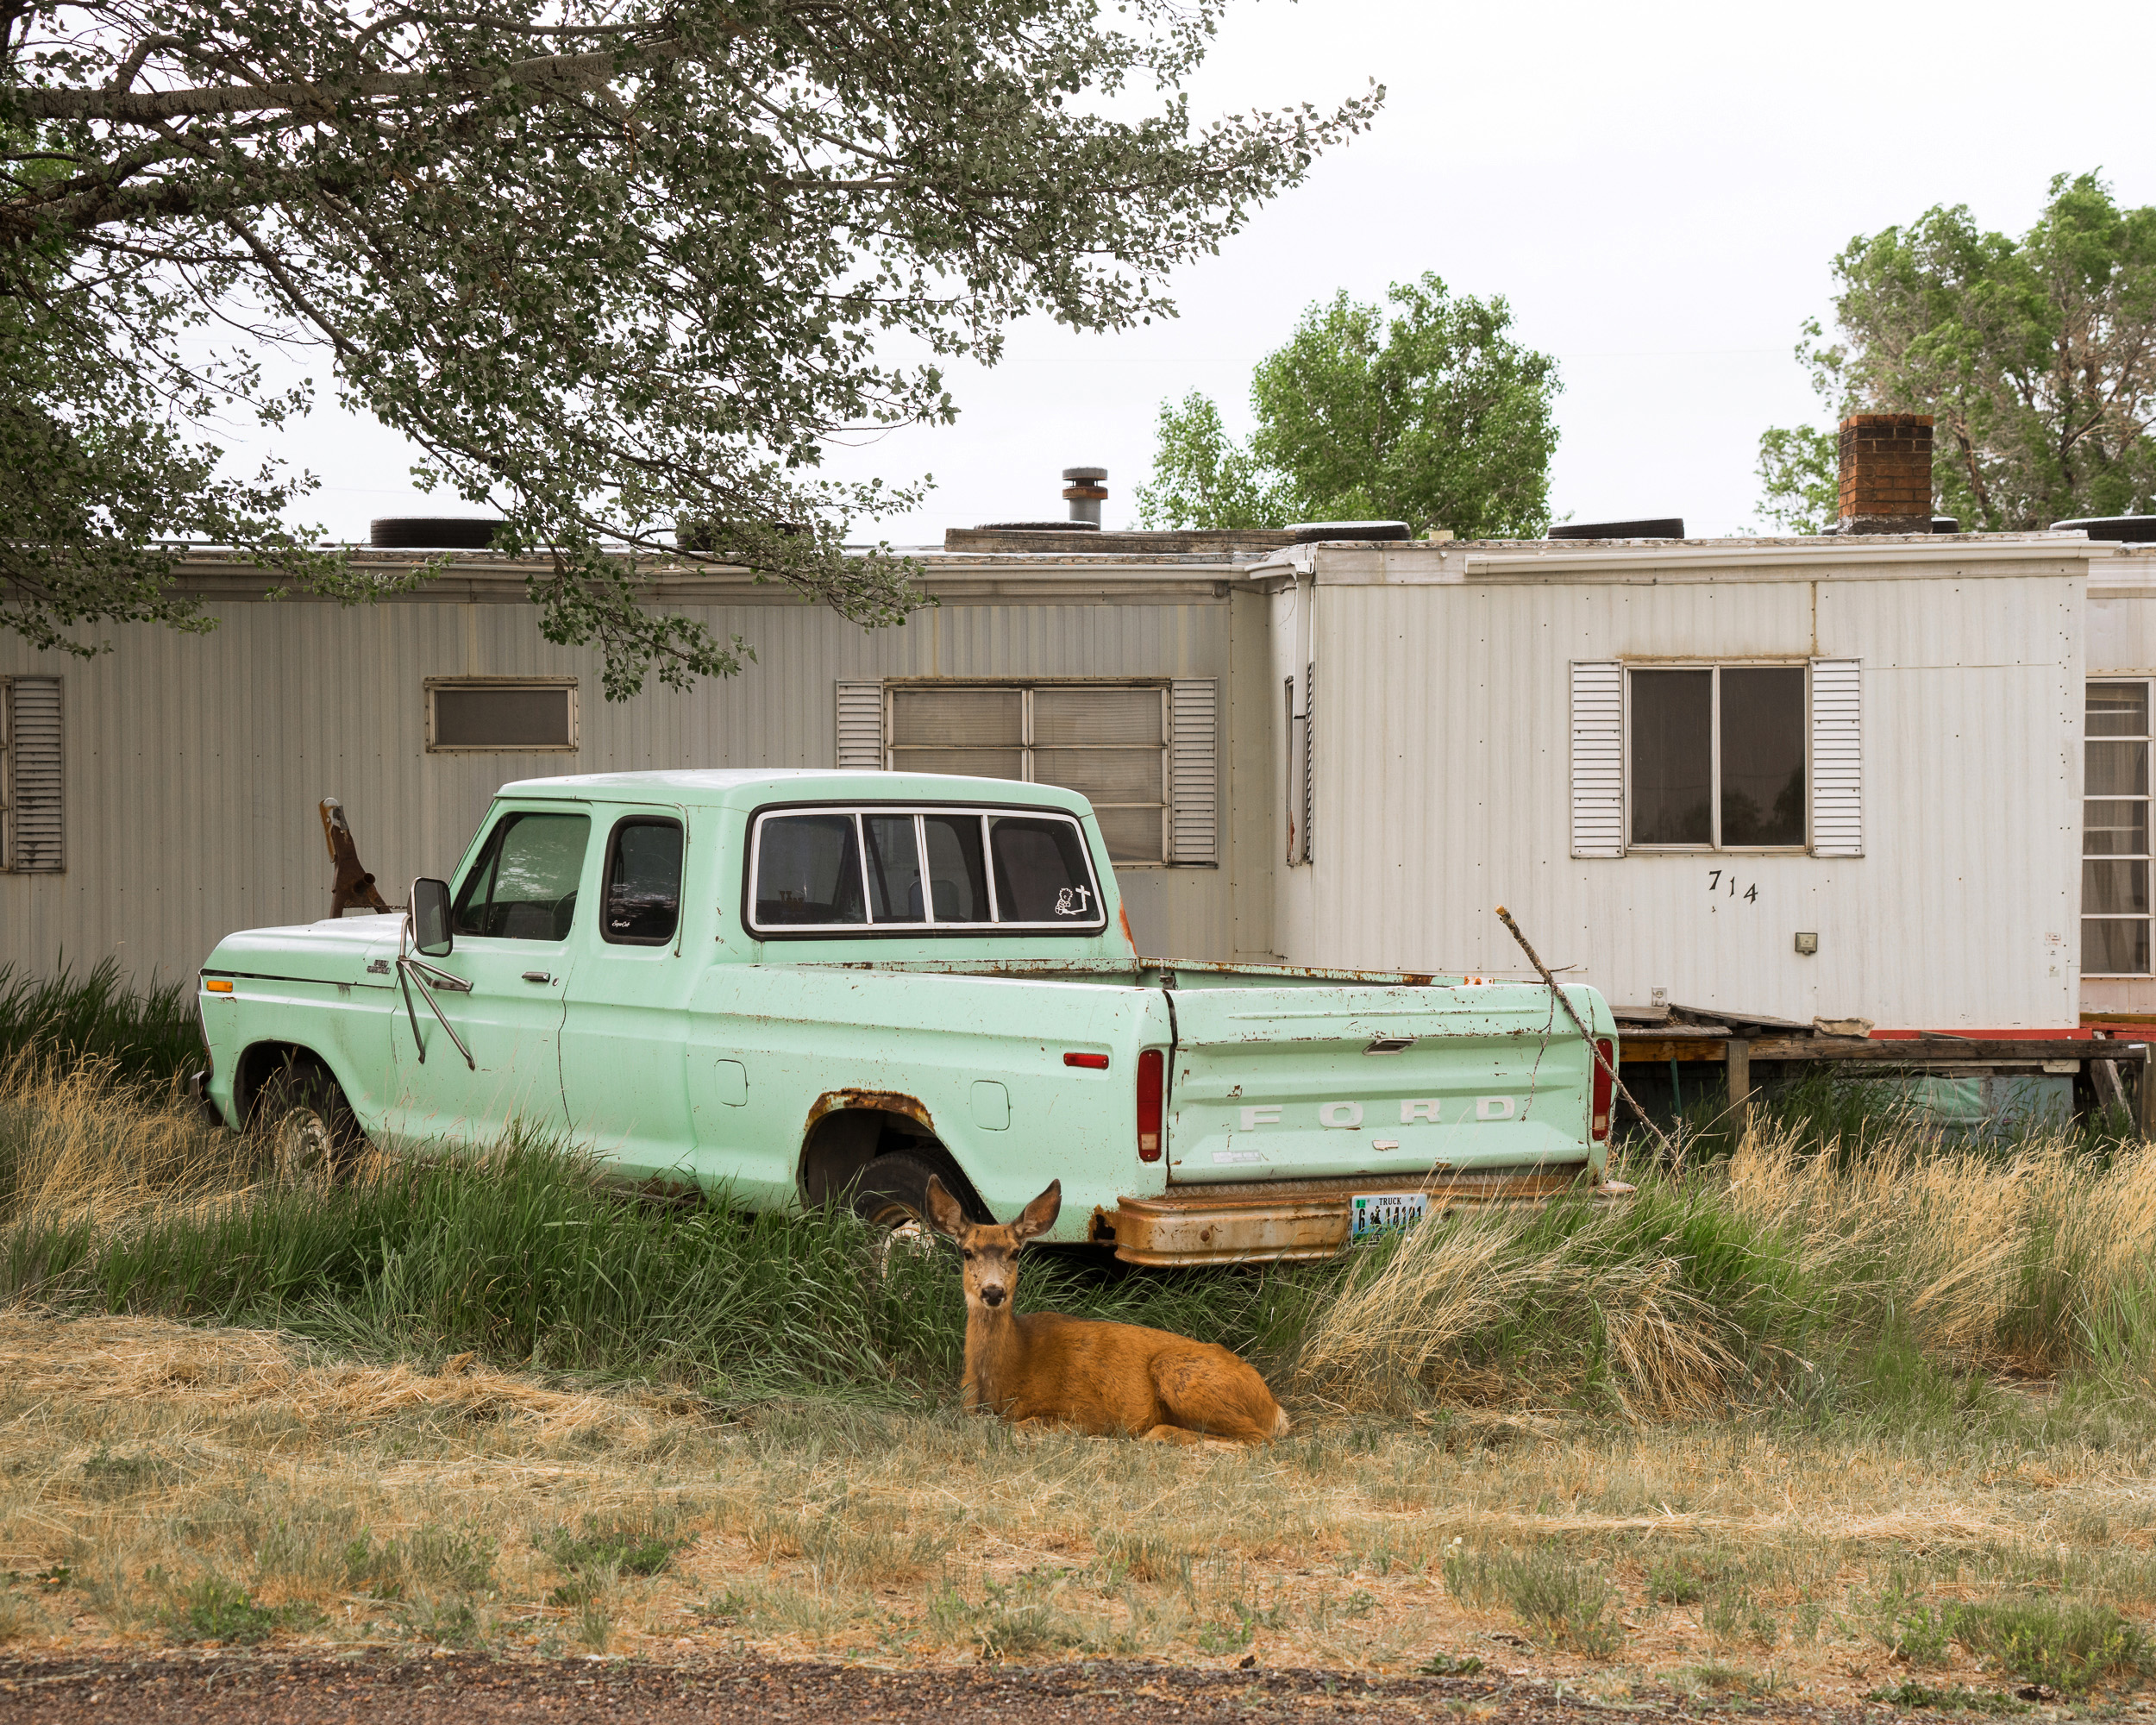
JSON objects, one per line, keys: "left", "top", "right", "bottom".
{"left": 0, "top": 1653, "right": 1913, "bottom": 1724}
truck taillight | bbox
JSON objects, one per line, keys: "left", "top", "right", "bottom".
{"left": 1137, "top": 1049, "right": 1164, "bottom": 1162}
{"left": 1591, "top": 1038, "right": 1614, "bottom": 1142}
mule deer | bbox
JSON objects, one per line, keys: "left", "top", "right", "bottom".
{"left": 924, "top": 1176, "right": 1289, "bottom": 1445}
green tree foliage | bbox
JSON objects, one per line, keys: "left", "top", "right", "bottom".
{"left": 1137, "top": 273, "right": 1560, "bottom": 537}
{"left": 1758, "top": 172, "right": 2156, "bottom": 534}
{"left": 1, "top": 2, "right": 1379, "bottom": 695}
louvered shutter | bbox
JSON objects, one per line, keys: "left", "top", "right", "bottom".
{"left": 1169, "top": 679, "right": 1218, "bottom": 866}
{"left": 834, "top": 681, "right": 885, "bottom": 769}
{"left": 1809, "top": 659, "right": 1863, "bottom": 856}
{"left": 6, "top": 677, "right": 63, "bottom": 873}
{"left": 1570, "top": 662, "right": 1624, "bottom": 858}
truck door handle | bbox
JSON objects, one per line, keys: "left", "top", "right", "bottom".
{"left": 523, "top": 971, "right": 553, "bottom": 984}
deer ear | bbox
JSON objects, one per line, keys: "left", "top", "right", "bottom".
{"left": 923, "top": 1176, "right": 968, "bottom": 1239}
{"left": 1011, "top": 1180, "right": 1062, "bottom": 1244}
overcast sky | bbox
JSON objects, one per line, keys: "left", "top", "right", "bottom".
{"left": 261, "top": 0, "right": 2156, "bottom": 545}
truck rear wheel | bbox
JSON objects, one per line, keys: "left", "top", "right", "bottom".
{"left": 850, "top": 1151, "right": 949, "bottom": 1233}
{"left": 251, "top": 1057, "right": 365, "bottom": 1183}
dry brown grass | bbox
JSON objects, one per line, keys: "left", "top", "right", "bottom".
{"left": 0, "top": 1051, "right": 255, "bottom": 1229}
{"left": 4, "top": 1309, "right": 2156, "bottom": 1701}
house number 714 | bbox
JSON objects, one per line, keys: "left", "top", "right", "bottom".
{"left": 1707, "top": 871, "right": 1758, "bottom": 904}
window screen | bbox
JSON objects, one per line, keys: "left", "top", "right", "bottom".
{"left": 452, "top": 812, "right": 591, "bottom": 939}
{"left": 601, "top": 819, "right": 684, "bottom": 944}
{"left": 429, "top": 681, "right": 576, "bottom": 750}
{"left": 1629, "top": 667, "right": 1806, "bottom": 850}
{"left": 2085, "top": 681, "right": 2152, "bottom": 975}
{"left": 885, "top": 684, "right": 1168, "bottom": 862}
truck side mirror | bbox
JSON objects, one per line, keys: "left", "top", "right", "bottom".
{"left": 411, "top": 878, "right": 454, "bottom": 957}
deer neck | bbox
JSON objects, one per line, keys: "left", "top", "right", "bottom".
{"left": 962, "top": 1297, "right": 1025, "bottom": 1410}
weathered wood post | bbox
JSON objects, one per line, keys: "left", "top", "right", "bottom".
{"left": 1727, "top": 1038, "right": 1752, "bottom": 1143}
{"left": 2141, "top": 1044, "right": 2156, "bottom": 1144}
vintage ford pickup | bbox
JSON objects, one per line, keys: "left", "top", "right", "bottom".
{"left": 197, "top": 769, "right": 1619, "bottom": 1263}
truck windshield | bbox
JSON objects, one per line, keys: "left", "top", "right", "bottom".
{"left": 749, "top": 806, "right": 1105, "bottom": 936}
{"left": 453, "top": 811, "right": 592, "bottom": 939}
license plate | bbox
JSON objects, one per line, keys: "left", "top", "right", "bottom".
{"left": 1351, "top": 1191, "right": 1428, "bottom": 1239}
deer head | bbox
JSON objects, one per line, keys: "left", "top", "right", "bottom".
{"left": 925, "top": 1176, "right": 1061, "bottom": 1311}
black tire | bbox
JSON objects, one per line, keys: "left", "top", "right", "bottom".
{"left": 249, "top": 1056, "right": 366, "bottom": 1182}
{"left": 850, "top": 1151, "right": 956, "bottom": 1233}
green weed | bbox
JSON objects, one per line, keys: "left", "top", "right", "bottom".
{"left": 1443, "top": 1543, "right": 1624, "bottom": 1657}
{"left": 1866, "top": 1682, "right": 2031, "bottom": 1714}
{"left": 160, "top": 1574, "right": 322, "bottom": 1645}
{"left": 1952, "top": 1597, "right": 2147, "bottom": 1692}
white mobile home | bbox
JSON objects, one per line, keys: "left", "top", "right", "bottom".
{"left": 1251, "top": 532, "right": 2098, "bottom": 1029}
{"left": 0, "top": 506, "right": 2141, "bottom": 1035}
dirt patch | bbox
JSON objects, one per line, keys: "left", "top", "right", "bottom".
{"left": 0, "top": 1652, "right": 1894, "bottom": 1724}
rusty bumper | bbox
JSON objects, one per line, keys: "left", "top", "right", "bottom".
{"left": 1098, "top": 1170, "right": 1603, "bottom": 1267}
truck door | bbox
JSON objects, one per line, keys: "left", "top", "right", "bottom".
{"left": 385, "top": 804, "right": 586, "bottom": 1149}
{"left": 559, "top": 807, "right": 697, "bottom": 1182}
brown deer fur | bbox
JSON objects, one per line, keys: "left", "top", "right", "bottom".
{"left": 924, "top": 1176, "right": 1289, "bottom": 1446}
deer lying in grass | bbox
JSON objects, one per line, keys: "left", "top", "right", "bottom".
{"left": 924, "top": 1176, "right": 1289, "bottom": 1446}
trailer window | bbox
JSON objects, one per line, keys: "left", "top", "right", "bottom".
{"left": 1628, "top": 666, "right": 1806, "bottom": 850}
{"left": 453, "top": 812, "right": 591, "bottom": 939}
{"left": 747, "top": 806, "right": 1105, "bottom": 937}
{"left": 885, "top": 683, "right": 1169, "bottom": 863}
{"left": 2085, "top": 681, "right": 2152, "bottom": 975}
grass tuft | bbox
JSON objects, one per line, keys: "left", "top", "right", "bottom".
{"left": 1442, "top": 1542, "right": 1624, "bottom": 1656}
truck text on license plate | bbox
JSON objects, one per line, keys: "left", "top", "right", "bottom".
{"left": 1351, "top": 1191, "right": 1428, "bottom": 1239}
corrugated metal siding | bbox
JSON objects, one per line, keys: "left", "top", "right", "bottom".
{"left": 1300, "top": 572, "right": 2083, "bottom": 1029}
{"left": 0, "top": 591, "right": 1236, "bottom": 985}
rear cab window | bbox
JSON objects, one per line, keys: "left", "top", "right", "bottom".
{"left": 746, "top": 805, "right": 1106, "bottom": 937}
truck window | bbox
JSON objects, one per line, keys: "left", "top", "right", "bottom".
{"left": 989, "top": 816, "right": 1099, "bottom": 921}
{"left": 755, "top": 813, "right": 867, "bottom": 925}
{"left": 747, "top": 805, "right": 1106, "bottom": 935}
{"left": 453, "top": 812, "right": 592, "bottom": 940}
{"left": 601, "top": 818, "right": 684, "bottom": 944}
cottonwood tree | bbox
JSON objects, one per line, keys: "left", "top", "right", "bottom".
{"left": 1, "top": 0, "right": 1379, "bottom": 695}
{"left": 1136, "top": 273, "right": 1560, "bottom": 538}
{"left": 1758, "top": 172, "right": 2156, "bottom": 534}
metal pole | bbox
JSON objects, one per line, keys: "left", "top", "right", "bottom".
{"left": 1495, "top": 905, "right": 1675, "bottom": 1161}
{"left": 2141, "top": 1044, "right": 2156, "bottom": 1144}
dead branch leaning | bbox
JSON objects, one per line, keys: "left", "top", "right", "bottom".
{"left": 1495, "top": 904, "right": 1675, "bottom": 1162}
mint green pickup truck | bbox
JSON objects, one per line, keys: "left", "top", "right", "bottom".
{"left": 197, "top": 770, "right": 1618, "bottom": 1263}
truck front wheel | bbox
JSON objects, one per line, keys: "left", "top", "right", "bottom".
{"left": 250, "top": 1056, "right": 365, "bottom": 1183}
{"left": 850, "top": 1151, "right": 949, "bottom": 1234}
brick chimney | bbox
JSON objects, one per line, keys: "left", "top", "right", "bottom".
{"left": 1837, "top": 413, "right": 1934, "bottom": 534}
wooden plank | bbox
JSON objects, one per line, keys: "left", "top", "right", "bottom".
{"left": 1747, "top": 1038, "right": 2130, "bottom": 1063}
{"left": 1619, "top": 1038, "right": 1728, "bottom": 1063}
{"left": 1727, "top": 1038, "right": 1752, "bottom": 1137}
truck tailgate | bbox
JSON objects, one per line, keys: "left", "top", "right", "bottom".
{"left": 1164, "top": 982, "right": 1601, "bottom": 1184}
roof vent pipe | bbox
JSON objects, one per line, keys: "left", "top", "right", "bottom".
{"left": 1062, "top": 466, "right": 1107, "bottom": 527}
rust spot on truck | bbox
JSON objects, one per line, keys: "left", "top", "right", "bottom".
{"left": 803, "top": 1088, "right": 937, "bottom": 1136}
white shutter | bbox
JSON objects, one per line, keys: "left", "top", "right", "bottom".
{"left": 835, "top": 681, "right": 884, "bottom": 769}
{"left": 1570, "top": 662, "right": 1624, "bottom": 858}
{"left": 1810, "top": 659, "right": 1863, "bottom": 856}
{"left": 1169, "top": 679, "right": 1218, "bottom": 866}
{"left": 6, "top": 677, "right": 63, "bottom": 873}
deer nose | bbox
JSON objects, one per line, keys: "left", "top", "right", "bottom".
{"left": 981, "top": 1285, "right": 1006, "bottom": 1308}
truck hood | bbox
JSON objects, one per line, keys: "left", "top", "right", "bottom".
{"left": 204, "top": 914, "right": 404, "bottom": 988}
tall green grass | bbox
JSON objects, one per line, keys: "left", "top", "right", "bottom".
{"left": 9, "top": 1053, "right": 2156, "bottom": 1419}
{"left": 0, "top": 957, "right": 200, "bottom": 1085}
